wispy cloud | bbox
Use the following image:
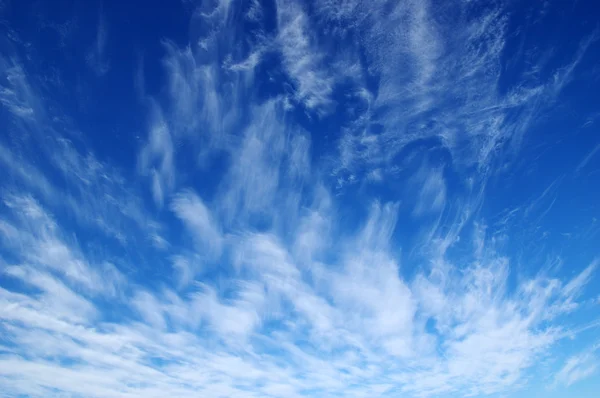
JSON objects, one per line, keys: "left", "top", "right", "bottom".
{"left": 170, "top": 190, "right": 223, "bottom": 285}
{"left": 554, "top": 349, "right": 599, "bottom": 388}
{"left": 412, "top": 164, "right": 447, "bottom": 216}
{"left": 276, "top": 0, "right": 335, "bottom": 111}
{"left": 576, "top": 143, "right": 600, "bottom": 174}
{"left": 0, "top": 57, "right": 40, "bottom": 120}
{"left": 86, "top": 8, "right": 110, "bottom": 76}
{"left": 1, "top": 0, "right": 599, "bottom": 397}
{"left": 138, "top": 102, "right": 175, "bottom": 207}
{"left": 327, "top": 1, "right": 598, "bottom": 187}
{"left": 1, "top": 189, "right": 595, "bottom": 396}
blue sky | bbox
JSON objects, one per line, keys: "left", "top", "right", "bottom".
{"left": 0, "top": 0, "right": 599, "bottom": 397}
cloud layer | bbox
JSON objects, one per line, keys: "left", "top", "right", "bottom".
{"left": 1, "top": 0, "right": 599, "bottom": 397}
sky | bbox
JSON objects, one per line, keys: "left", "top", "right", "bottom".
{"left": 0, "top": 0, "right": 599, "bottom": 397}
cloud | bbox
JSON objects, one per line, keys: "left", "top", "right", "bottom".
{"left": 2, "top": 192, "right": 593, "bottom": 397}
{"left": 1, "top": 194, "right": 125, "bottom": 297}
{"left": 0, "top": 57, "right": 40, "bottom": 120}
{"left": 576, "top": 143, "right": 600, "bottom": 174}
{"left": 562, "top": 259, "right": 598, "bottom": 298}
{"left": 138, "top": 102, "right": 175, "bottom": 207}
{"left": 276, "top": 0, "right": 335, "bottom": 111}
{"left": 171, "top": 190, "right": 222, "bottom": 255}
{"left": 554, "top": 350, "right": 599, "bottom": 387}
{"left": 170, "top": 190, "right": 223, "bottom": 286}
{"left": 0, "top": 142, "right": 57, "bottom": 200}
{"left": 327, "top": 1, "right": 598, "bottom": 186}
{"left": 412, "top": 165, "right": 447, "bottom": 216}
{"left": 86, "top": 9, "right": 110, "bottom": 76}
{"left": 1, "top": 1, "right": 599, "bottom": 397}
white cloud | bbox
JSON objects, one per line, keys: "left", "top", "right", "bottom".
{"left": 554, "top": 351, "right": 598, "bottom": 387}
{"left": 138, "top": 102, "right": 175, "bottom": 207}
{"left": 576, "top": 143, "right": 600, "bottom": 174}
{"left": 0, "top": 58, "right": 39, "bottom": 120}
{"left": 0, "top": 143, "right": 57, "bottom": 200}
{"left": 327, "top": 1, "right": 598, "bottom": 185}
{"left": 86, "top": 9, "right": 110, "bottom": 76}
{"left": 563, "top": 259, "right": 598, "bottom": 298}
{"left": 192, "top": 282, "right": 265, "bottom": 340}
{"left": 0, "top": 57, "right": 164, "bottom": 244}
{"left": 1, "top": 195, "right": 125, "bottom": 297}
{"left": 216, "top": 100, "right": 312, "bottom": 227}
{"left": 412, "top": 165, "right": 447, "bottom": 216}
{"left": 1, "top": 1, "right": 599, "bottom": 397}
{"left": 171, "top": 190, "right": 223, "bottom": 257}
{"left": 4, "top": 265, "right": 97, "bottom": 324}
{"left": 131, "top": 290, "right": 168, "bottom": 330}
{"left": 276, "top": 0, "right": 335, "bottom": 111}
